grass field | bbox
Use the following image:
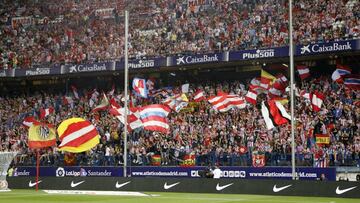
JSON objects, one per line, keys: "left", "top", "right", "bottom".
{"left": 0, "top": 190, "right": 359, "bottom": 203}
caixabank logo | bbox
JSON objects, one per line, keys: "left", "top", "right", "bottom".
{"left": 299, "top": 41, "right": 352, "bottom": 55}
{"left": 176, "top": 54, "right": 220, "bottom": 65}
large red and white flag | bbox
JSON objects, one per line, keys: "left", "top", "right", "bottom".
{"left": 331, "top": 64, "right": 351, "bottom": 83}
{"left": 208, "top": 94, "right": 246, "bottom": 112}
{"left": 39, "top": 107, "right": 54, "bottom": 119}
{"left": 109, "top": 106, "right": 143, "bottom": 131}
{"left": 311, "top": 91, "right": 325, "bottom": 112}
{"left": 193, "top": 90, "right": 205, "bottom": 102}
{"left": 92, "top": 94, "right": 109, "bottom": 112}
{"left": 245, "top": 90, "right": 257, "bottom": 105}
{"left": 22, "top": 116, "right": 40, "bottom": 128}
{"left": 296, "top": 65, "right": 310, "bottom": 80}
{"left": 261, "top": 100, "right": 291, "bottom": 130}
{"left": 139, "top": 104, "right": 171, "bottom": 133}
{"left": 162, "top": 94, "right": 188, "bottom": 112}
{"left": 268, "top": 80, "right": 286, "bottom": 98}
{"left": 344, "top": 74, "right": 360, "bottom": 90}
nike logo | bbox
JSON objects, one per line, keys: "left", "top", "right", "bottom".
{"left": 115, "top": 181, "right": 131, "bottom": 189}
{"left": 163, "top": 182, "right": 180, "bottom": 190}
{"left": 28, "top": 180, "right": 42, "bottom": 187}
{"left": 335, "top": 186, "right": 357, "bottom": 195}
{"left": 71, "top": 180, "right": 85, "bottom": 188}
{"left": 273, "top": 184, "right": 292, "bottom": 193}
{"left": 216, "top": 183, "right": 233, "bottom": 191}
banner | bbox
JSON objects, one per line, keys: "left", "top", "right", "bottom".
{"left": 180, "top": 154, "right": 196, "bottom": 167}
{"left": 0, "top": 69, "right": 15, "bottom": 77}
{"left": 229, "top": 47, "right": 288, "bottom": 61}
{"left": 168, "top": 52, "right": 227, "bottom": 66}
{"left": 12, "top": 166, "right": 122, "bottom": 177}
{"left": 11, "top": 16, "right": 33, "bottom": 28}
{"left": 15, "top": 67, "right": 61, "bottom": 77}
{"left": 95, "top": 8, "right": 115, "bottom": 19}
{"left": 316, "top": 134, "right": 330, "bottom": 145}
{"left": 296, "top": 39, "right": 358, "bottom": 55}
{"left": 116, "top": 58, "right": 165, "bottom": 70}
{"left": 151, "top": 155, "right": 161, "bottom": 166}
{"left": 11, "top": 166, "right": 336, "bottom": 180}
{"left": 61, "top": 62, "right": 115, "bottom": 74}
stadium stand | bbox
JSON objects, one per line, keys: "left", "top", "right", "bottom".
{"left": 0, "top": 71, "right": 359, "bottom": 168}
{"left": 0, "top": 0, "right": 359, "bottom": 69}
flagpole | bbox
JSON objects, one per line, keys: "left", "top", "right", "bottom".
{"left": 289, "top": 0, "right": 296, "bottom": 180}
{"left": 36, "top": 150, "right": 40, "bottom": 191}
{"left": 123, "top": 10, "right": 129, "bottom": 177}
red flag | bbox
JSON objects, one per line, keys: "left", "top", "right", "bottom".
{"left": 23, "top": 116, "right": 40, "bottom": 128}
{"left": 193, "top": 90, "right": 205, "bottom": 102}
{"left": 39, "top": 107, "right": 54, "bottom": 119}
{"left": 245, "top": 90, "right": 257, "bottom": 105}
{"left": 296, "top": 65, "right": 310, "bottom": 80}
{"left": 311, "top": 91, "right": 325, "bottom": 112}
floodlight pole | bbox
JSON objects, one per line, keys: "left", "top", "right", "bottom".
{"left": 123, "top": 10, "right": 129, "bottom": 177}
{"left": 289, "top": 0, "right": 296, "bottom": 180}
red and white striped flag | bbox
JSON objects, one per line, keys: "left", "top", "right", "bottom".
{"left": 311, "top": 91, "right": 325, "bottom": 112}
{"left": 193, "top": 90, "right": 205, "bottom": 102}
{"left": 208, "top": 94, "right": 246, "bottom": 112}
{"left": 296, "top": 65, "right": 310, "bottom": 80}
{"left": 245, "top": 90, "right": 257, "bottom": 105}
{"left": 22, "top": 116, "right": 40, "bottom": 128}
{"left": 109, "top": 106, "right": 143, "bottom": 131}
{"left": 92, "top": 94, "right": 109, "bottom": 112}
{"left": 39, "top": 107, "right": 54, "bottom": 119}
{"left": 71, "top": 85, "right": 80, "bottom": 99}
{"left": 268, "top": 80, "right": 286, "bottom": 98}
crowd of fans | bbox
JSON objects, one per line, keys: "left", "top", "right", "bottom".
{"left": 0, "top": 71, "right": 359, "bottom": 168}
{"left": 0, "top": 0, "right": 359, "bottom": 69}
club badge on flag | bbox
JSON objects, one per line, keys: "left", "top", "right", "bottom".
{"left": 28, "top": 123, "right": 56, "bottom": 149}
{"left": 132, "top": 78, "right": 147, "bottom": 98}
{"left": 57, "top": 118, "right": 100, "bottom": 153}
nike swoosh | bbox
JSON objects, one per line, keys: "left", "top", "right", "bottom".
{"left": 336, "top": 186, "right": 357, "bottom": 195}
{"left": 273, "top": 184, "right": 292, "bottom": 192}
{"left": 28, "top": 180, "right": 42, "bottom": 187}
{"left": 115, "top": 181, "right": 131, "bottom": 189}
{"left": 216, "top": 183, "right": 233, "bottom": 191}
{"left": 164, "top": 182, "right": 180, "bottom": 190}
{"left": 71, "top": 181, "right": 85, "bottom": 188}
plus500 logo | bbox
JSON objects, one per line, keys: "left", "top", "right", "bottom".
{"left": 191, "top": 170, "right": 246, "bottom": 178}
{"left": 242, "top": 49, "right": 275, "bottom": 59}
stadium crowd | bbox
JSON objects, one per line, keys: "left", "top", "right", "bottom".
{"left": 0, "top": 0, "right": 359, "bottom": 69}
{"left": 0, "top": 71, "right": 359, "bottom": 168}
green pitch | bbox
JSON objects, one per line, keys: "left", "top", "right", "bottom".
{"left": 0, "top": 189, "right": 359, "bottom": 203}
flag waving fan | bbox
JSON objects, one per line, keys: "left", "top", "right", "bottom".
{"left": 57, "top": 118, "right": 99, "bottom": 153}
{"left": 28, "top": 123, "right": 57, "bottom": 149}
